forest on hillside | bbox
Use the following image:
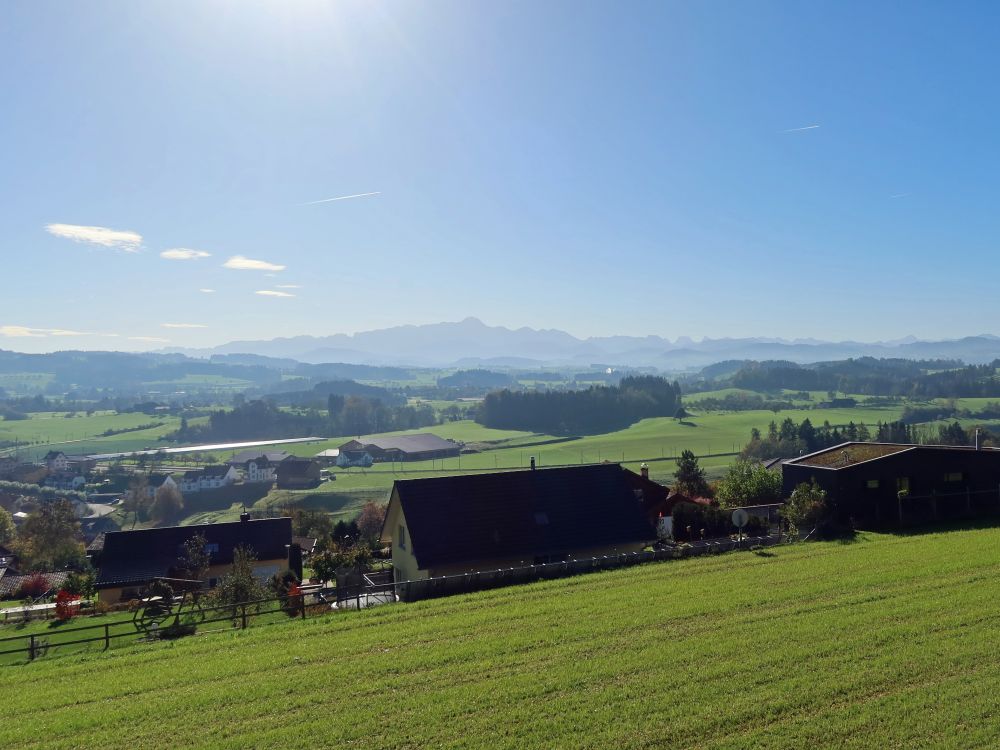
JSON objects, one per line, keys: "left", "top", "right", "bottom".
{"left": 476, "top": 376, "right": 681, "bottom": 434}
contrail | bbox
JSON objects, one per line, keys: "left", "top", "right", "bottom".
{"left": 782, "top": 124, "right": 820, "bottom": 132}
{"left": 304, "top": 191, "right": 381, "bottom": 205}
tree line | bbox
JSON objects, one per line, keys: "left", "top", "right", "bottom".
{"left": 476, "top": 376, "right": 682, "bottom": 435}
{"left": 170, "top": 396, "right": 437, "bottom": 443}
{"left": 741, "top": 416, "right": 995, "bottom": 461}
{"left": 725, "top": 358, "right": 1000, "bottom": 398}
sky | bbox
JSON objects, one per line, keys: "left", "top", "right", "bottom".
{"left": 2, "top": 0, "right": 1000, "bottom": 353}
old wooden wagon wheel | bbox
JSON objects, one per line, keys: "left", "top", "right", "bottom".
{"left": 133, "top": 579, "right": 177, "bottom": 635}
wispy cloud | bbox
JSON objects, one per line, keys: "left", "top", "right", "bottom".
{"left": 129, "top": 336, "right": 170, "bottom": 343}
{"left": 304, "top": 191, "right": 380, "bottom": 205}
{"left": 161, "top": 248, "right": 211, "bottom": 260}
{"left": 45, "top": 223, "right": 143, "bottom": 252}
{"left": 0, "top": 325, "right": 92, "bottom": 338}
{"left": 255, "top": 290, "right": 295, "bottom": 298}
{"left": 223, "top": 255, "right": 286, "bottom": 272}
{"left": 889, "top": 193, "right": 910, "bottom": 199}
{"left": 161, "top": 323, "right": 208, "bottom": 329}
{"left": 275, "top": 284, "right": 301, "bottom": 289}
{"left": 199, "top": 288, "right": 216, "bottom": 293}
{"left": 782, "top": 124, "right": 821, "bottom": 133}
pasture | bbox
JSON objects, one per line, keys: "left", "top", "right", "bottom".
{"left": 2, "top": 525, "right": 999, "bottom": 748}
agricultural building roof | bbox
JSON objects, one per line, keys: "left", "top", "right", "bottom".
{"left": 342, "top": 433, "right": 457, "bottom": 454}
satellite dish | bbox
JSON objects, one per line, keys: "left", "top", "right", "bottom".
{"left": 731, "top": 509, "right": 749, "bottom": 529}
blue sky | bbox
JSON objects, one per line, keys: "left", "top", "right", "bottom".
{"left": 2, "top": 0, "right": 999, "bottom": 353}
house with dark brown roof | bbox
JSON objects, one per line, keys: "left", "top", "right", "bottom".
{"left": 782, "top": 441, "right": 1000, "bottom": 527}
{"left": 380, "top": 463, "right": 656, "bottom": 583}
{"left": 275, "top": 458, "right": 321, "bottom": 489}
{"left": 93, "top": 516, "right": 296, "bottom": 604}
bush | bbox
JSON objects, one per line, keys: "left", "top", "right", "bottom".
{"left": 18, "top": 572, "right": 50, "bottom": 599}
{"left": 269, "top": 568, "right": 302, "bottom": 617}
{"left": 54, "top": 590, "right": 79, "bottom": 621}
{"left": 781, "top": 480, "right": 828, "bottom": 535}
{"left": 63, "top": 569, "right": 95, "bottom": 598}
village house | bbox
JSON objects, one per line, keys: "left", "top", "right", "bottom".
{"left": 93, "top": 515, "right": 298, "bottom": 604}
{"left": 175, "top": 465, "right": 239, "bottom": 494}
{"left": 338, "top": 433, "right": 461, "bottom": 464}
{"left": 43, "top": 472, "right": 87, "bottom": 491}
{"left": 275, "top": 457, "right": 321, "bottom": 489}
{"left": 380, "top": 463, "right": 656, "bottom": 583}
{"left": 143, "top": 472, "right": 179, "bottom": 499}
{"left": 781, "top": 441, "right": 1000, "bottom": 527}
{"left": 228, "top": 450, "right": 290, "bottom": 483}
{"left": 43, "top": 451, "right": 69, "bottom": 472}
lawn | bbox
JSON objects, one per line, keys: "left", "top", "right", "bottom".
{"left": 0, "top": 411, "right": 197, "bottom": 460}
{"left": 2, "top": 524, "right": 1000, "bottom": 748}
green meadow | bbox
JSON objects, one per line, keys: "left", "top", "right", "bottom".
{"left": 2, "top": 525, "right": 1000, "bottom": 748}
{"left": 0, "top": 411, "right": 212, "bottom": 460}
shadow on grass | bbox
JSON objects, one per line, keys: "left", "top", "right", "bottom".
{"left": 872, "top": 515, "right": 1000, "bottom": 538}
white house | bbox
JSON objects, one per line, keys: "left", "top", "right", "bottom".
{"left": 43, "top": 451, "right": 69, "bottom": 472}
{"left": 44, "top": 473, "right": 86, "bottom": 491}
{"left": 144, "top": 473, "right": 179, "bottom": 499}
{"left": 228, "top": 451, "right": 288, "bottom": 483}
{"left": 177, "top": 465, "right": 238, "bottom": 494}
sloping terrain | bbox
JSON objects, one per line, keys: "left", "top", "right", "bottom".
{"left": 3, "top": 525, "right": 1000, "bottom": 749}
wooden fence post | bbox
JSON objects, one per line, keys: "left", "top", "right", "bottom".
{"left": 241, "top": 605, "right": 247, "bottom": 630}
{"left": 28, "top": 634, "right": 35, "bottom": 661}
{"left": 104, "top": 623, "right": 110, "bottom": 650}
{"left": 300, "top": 594, "right": 306, "bottom": 620}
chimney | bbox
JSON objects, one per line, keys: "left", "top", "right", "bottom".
{"left": 240, "top": 511, "right": 251, "bottom": 523}
{"left": 640, "top": 462, "right": 649, "bottom": 480}
{"left": 530, "top": 456, "right": 536, "bottom": 470}
{"left": 286, "top": 543, "right": 303, "bottom": 581}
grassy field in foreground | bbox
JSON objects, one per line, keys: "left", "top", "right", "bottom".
{"left": 4, "top": 525, "right": 1000, "bottom": 748}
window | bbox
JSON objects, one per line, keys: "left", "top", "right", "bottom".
{"left": 398, "top": 524, "right": 406, "bottom": 550}
{"left": 208, "top": 578, "right": 218, "bottom": 588}
{"left": 896, "top": 477, "right": 910, "bottom": 494}
{"left": 944, "top": 472, "right": 963, "bottom": 483}
{"left": 866, "top": 479, "right": 880, "bottom": 489}
{"left": 204, "top": 543, "right": 219, "bottom": 554}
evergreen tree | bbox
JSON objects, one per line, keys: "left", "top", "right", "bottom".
{"left": 673, "top": 450, "right": 711, "bottom": 498}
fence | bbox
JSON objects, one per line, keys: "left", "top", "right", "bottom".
{"left": 396, "top": 534, "right": 785, "bottom": 602}
{"left": 0, "top": 590, "right": 325, "bottom": 665}
{"left": 0, "top": 532, "right": 787, "bottom": 665}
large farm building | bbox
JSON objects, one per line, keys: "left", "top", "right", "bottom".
{"left": 338, "top": 433, "right": 460, "bottom": 463}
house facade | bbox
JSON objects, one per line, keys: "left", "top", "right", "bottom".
{"left": 43, "top": 451, "right": 69, "bottom": 472}
{"left": 380, "top": 464, "right": 656, "bottom": 585}
{"left": 782, "top": 441, "right": 1000, "bottom": 527}
{"left": 94, "top": 516, "right": 297, "bottom": 604}
{"left": 228, "top": 451, "right": 289, "bottom": 483}
{"left": 176, "top": 465, "right": 239, "bottom": 494}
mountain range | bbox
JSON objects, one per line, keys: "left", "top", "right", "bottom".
{"left": 165, "top": 318, "right": 1000, "bottom": 370}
